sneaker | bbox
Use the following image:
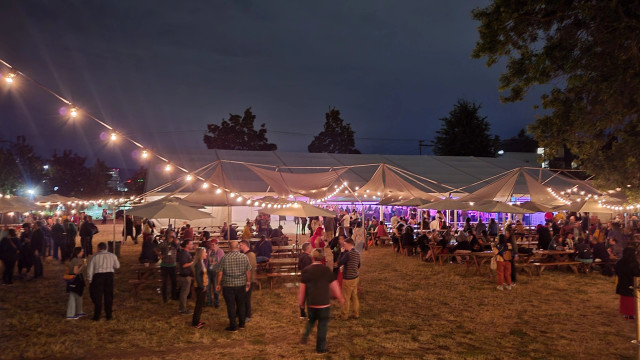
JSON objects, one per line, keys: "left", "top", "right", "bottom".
{"left": 76, "top": 313, "right": 87, "bottom": 318}
{"left": 193, "top": 322, "right": 205, "bottom": 329}
{"left": 510, "top": 282, "right": 517, "bottom": 288}
{"left": 224, "top": 326, "right": 238, "bottom": 332}
{"left": 65, "top": 316, "right": 78, "bottom": 320}
{"left": 505, "top": 285, "right": 512, "bottom": 290}
{"left": 239, "top": 325, "right": 245, "bottom": 330}
{"left": 496, "top": 285, "right": 504, "bottom": 291}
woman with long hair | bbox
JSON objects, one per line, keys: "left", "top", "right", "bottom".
{"left": 191, "top": 247, "right": 208, "bottom": 328}
{"left": 66, "top": 247, "right": 86, "bottom": 319}
{"left": 492, "top": 234, "right": 513, "bottom": 291}
{"left": 615, "top": 247, "right": 640, "bottom": 319}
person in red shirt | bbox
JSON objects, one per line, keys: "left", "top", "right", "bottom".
{"left": 375, "top": 222, "right": 390, "bottom": 246}
{"left": 182, "top": 224, "right": 194, "bottom": 240}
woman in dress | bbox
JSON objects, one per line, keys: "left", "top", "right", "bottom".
{"left": 615, "top": 247, "right": 640, "bottom": 319}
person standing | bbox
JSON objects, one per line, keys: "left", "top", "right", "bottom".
{"left": 615, "top": 247, "right": 640, "bottom": 320}
{"left": 337, "top": 238, "right": 361, "bottom": 320}
{"left": 157, "top": 232, "right": 178, "bottom": 303}
{"left": 493, "top": 234, "right": 513, "bottom": 291}
{"left": 134, "top": 218, "right": 143, "bottom": 243}
{"left": 191, "top": 248, "right": 208, "bottom": 329}
{"left": 65, "top": 219, "right": 77, "bottom": 260}
{"left": 123, "top": 215, "right": 135, "bottom": 244}
{"left": 51, "top": 218, "right": 65, "bottom": 261}
{"left": 216, "top": 241, "right": 251, "bottom": 332}
{"left": 31, "top": 221, "right": 45, "bottom": 279}
{"left": 239, "top": 240, "right": 257, "bottom": 321}
{"left": 79, "top": 216, "right": 94, "bottom": 257}
{"left": 101, "top": 209, "right": 108, "bottom": 225}
{"left": 298, "top": 242, "right": 313, "bottom": 271}
{"left": 298, "top": 249, "right": 344, "bottom": 354}
{"left": 300, "top": 217, "right": 307, "bottom": 235}
{"left": 65, "top": 247, "right": 87, "bottom": 319}
{"left": 206, "top": 240, "right": 225, "bottom": 308}
{"left": 0, "top": 229, "right": 20, "bottom": 285}
{"left": 87, "top": 242, "right": 120, "bottom": 321}
{"left": 177, "top": 240, "right": 194, "bottom": 314}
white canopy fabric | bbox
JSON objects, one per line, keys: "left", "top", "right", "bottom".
{"left": 127, "top": 199, "right": 213, "bottom": 220}
{"left": 555, "top": 199, "right": 614, "bottom": 213}
{"left": 354, "top": 164, "right": 443, "bottom": 203}
{"left": 419, "top": 198, "right": 472, "bottom": 211}
{"left": 260, "top": 201, "right": 336, "bottom": 217}
{"left": 245, "top": 165, "right": 347, "bottom": 198}
{"left": 469, "top": 200, "right": 535, "bottom": 214}
{"left": 0, "top": 196, "right": 36, "bottom": 213}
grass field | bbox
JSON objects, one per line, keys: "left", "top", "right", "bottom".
{"left": 0, "top": 225, "right": 637, "bottom": 359}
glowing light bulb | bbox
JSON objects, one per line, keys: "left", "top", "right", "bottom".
{"left": 141, "top": 150, "right": 148, "bottom": 159}
{"left": 230, "top": 193, "right": 236, "bottom": 198}
{"left": 215, "top": 188, "right": 222, "bottom": 194}
{"left": 164, "top": 164, "right": 172, "bottom": 172}
{"left": 202, "top": 182, "right": 208, "bottom": 189}
{"left": 186, "top": 174, "right": 193, "bottom": 181}
{"left": 4, "top": 71, "right": 16, "bottom": 83}
{"left": 70, "top": 107, "right": 78, "bottom": 118}
{"left": 110, "top": 132, "right": 117, "bottom": 141}
{"left": 236, "top": 197, "right": 242, "bottom": 202}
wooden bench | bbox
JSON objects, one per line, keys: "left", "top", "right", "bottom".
{"left": 129, "top": 278, "right": 163, "bottom": 300}
{"left": 528, "top": 261, "right": 581, "bottom": 275}
{"left": 265, "top": 272, "right": 300, "bottom": 289}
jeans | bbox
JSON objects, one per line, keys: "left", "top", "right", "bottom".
{"left": 206, "top": 269, "right": 219, "bottom": 306}
{"left": 222, "top": 285, "right": 247, "bottom": 329}
{"left": 90, "top": 272, "right": 114, "bottom": 320}
{"left": 496, "top": 261, "right": 512, "bottom": 286}
{"left": 2, "top": 259, "right": 15, "bottom": 284}
{"left": 303, "top": 306, "right": 330, "bottom": 352}
{"left": 161, "top": 266, "right": 177, "bottom": 303}
{"left": 178, "top": 276, "right": 192, "bottom": 312}
{"left": 256, "top": 256, "right": 269, "bottom": 263}
{"left": 341, "top": 277, "right": 360, "bottom": 319}
{"left": 66, "top": 291, "right": 83, "bottom": 317}
{"left": 192, "top": 286, "right": 205, "bottom": 326}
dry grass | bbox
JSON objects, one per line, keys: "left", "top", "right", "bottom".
{"left": 0, "top": 225, "right": 636, "bottom": 359}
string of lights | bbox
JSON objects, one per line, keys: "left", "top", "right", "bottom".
{"left": 0, "top": 59, "right": 304, "bottom": 209}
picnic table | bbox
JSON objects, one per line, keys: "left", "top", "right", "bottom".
{"left": 517, "top": 249, "right": 580, "bottom": 275}
{"left": 129, "top": 263, "right": 161, "bottom": 301}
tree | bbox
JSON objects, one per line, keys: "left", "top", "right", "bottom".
{"left": 500, "top": 129, "right": 538, "bottom": 153}
{"left": 432, "top": 99, "right": 500, "bottom": 157}
{"left": 84, "top": 159, "right": 111, "bottom": 197}
{"left": 203, "top": 108, "right": 277, "bottom": 151}
{"left": 308, "top": 107, "right": 360, "bottom": 154}
{"left": 47, "top": 150, "right": 89, "bottom": 197}
{"left": 472, "top": 1, "right": 640, "bottom": 200}
{"left": 0, "top": 136, "right": 44, "bottom": 195}
{"left": 126, "top": 166, "right": 148, "bottom": 195}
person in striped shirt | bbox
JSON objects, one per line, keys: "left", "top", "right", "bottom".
{"left": 337, "top": 238, "right": 361, "bottom": 320}
{"left": 87, "top": 242, "right": 120, "bottom": 321}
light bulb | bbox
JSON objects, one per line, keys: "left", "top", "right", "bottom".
{"left": 70, "top": 107, "right": 78, "bottom": 118}
{"left": 141, "top": 150, "right": 148, "bottom": 159}
{"left": 202, "top": 182, "right": 208, "bottom": 189}
{"left": 215, "top": 188, "right": 222, "bottom": 194}
{"left": 164, "top": 164, "right": 172, "bottom": 172}
{"left": 186, "top": 174, "right": 193, "bottom": 181}
{"left": 110, "top": 132, "right": 117, "bottom": 141}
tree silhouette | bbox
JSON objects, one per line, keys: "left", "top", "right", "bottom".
{"left": 308, "top": 107, "right": 360, "bottom": 154}
{"left": 203, "top": 108, "right": 277, "bottom": 151}
{"left": 432, "top": 99, "right": 500, "bottom": 157}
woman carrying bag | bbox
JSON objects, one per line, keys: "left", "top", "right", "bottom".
{"left": 492, "top": 234, "right": 513, "bottom": 291}
{"left": 65, "top": 247, "right": 87, "bottom": 319}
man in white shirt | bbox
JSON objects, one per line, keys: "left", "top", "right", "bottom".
{"left": 341, "top": 213, "right": 351, "bottom": 235}
{"left": 87, "top": 242, "right": 120, "bottom": 321}
{"left": 429, "top": 217, "right": 440, "bottom": 231}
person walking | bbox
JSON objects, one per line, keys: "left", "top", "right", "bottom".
{"left": 191, "top": 248, "right": 208, "bottom": 329}
{"left": 87, "top": 242, "right": 120, "bottom": 321}
{"left": 65, "top": 247, "right": 87, "bottom": 319}
{"left": 337, "top": 238, "right": 361, "bottom": 320}
{"left": 51, "top": 218, "right": 65, "bottom": 262}
{"left": 216, "top": 241, "right": 251, "bottom": 332}
{"left": 79, "top": 216, "right": 94, "bottom": 257}
{"left": 0, "top": 229, "right": 20, "bottom": 285}
{"left": 298, "top": 249, "right": 344, "bottom": 354}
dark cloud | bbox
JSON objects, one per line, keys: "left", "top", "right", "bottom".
{"left": 0, "top": 0, "right": 543, "bottom": 171}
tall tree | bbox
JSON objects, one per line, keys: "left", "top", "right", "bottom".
{"left": 472, "top": 1, "right": 640, "bottom": 199}
{"left": 203, "top": 108, "right": 277, "bottom": 151}
{"left": 84, "top": 158, "right": 111, "bottom": 197}
{"left": 308, "top": 107, "right": 360, "bottom": 154}
{"left": 0, "top": 136, "right": 43, "bottom": 195}
{"left": 432, "top": 99, "right": 500, "bottom": 157}
{"left": 47, "top": 150, "right": 89, "bottom": 197}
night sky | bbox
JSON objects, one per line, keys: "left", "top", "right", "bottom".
{"left": 0, "top": 0, "right": 544, "bottom": 172}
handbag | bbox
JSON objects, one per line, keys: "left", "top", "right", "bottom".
{"left": 490, "top": 256, "right": 497, "bottom": 270}
{"left": 66, "top": 273, "right": 85, "bottom": 296}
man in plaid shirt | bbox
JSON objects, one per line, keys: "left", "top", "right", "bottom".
{"left": 216, "top": 241, "right": 251, "bottom": 331}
